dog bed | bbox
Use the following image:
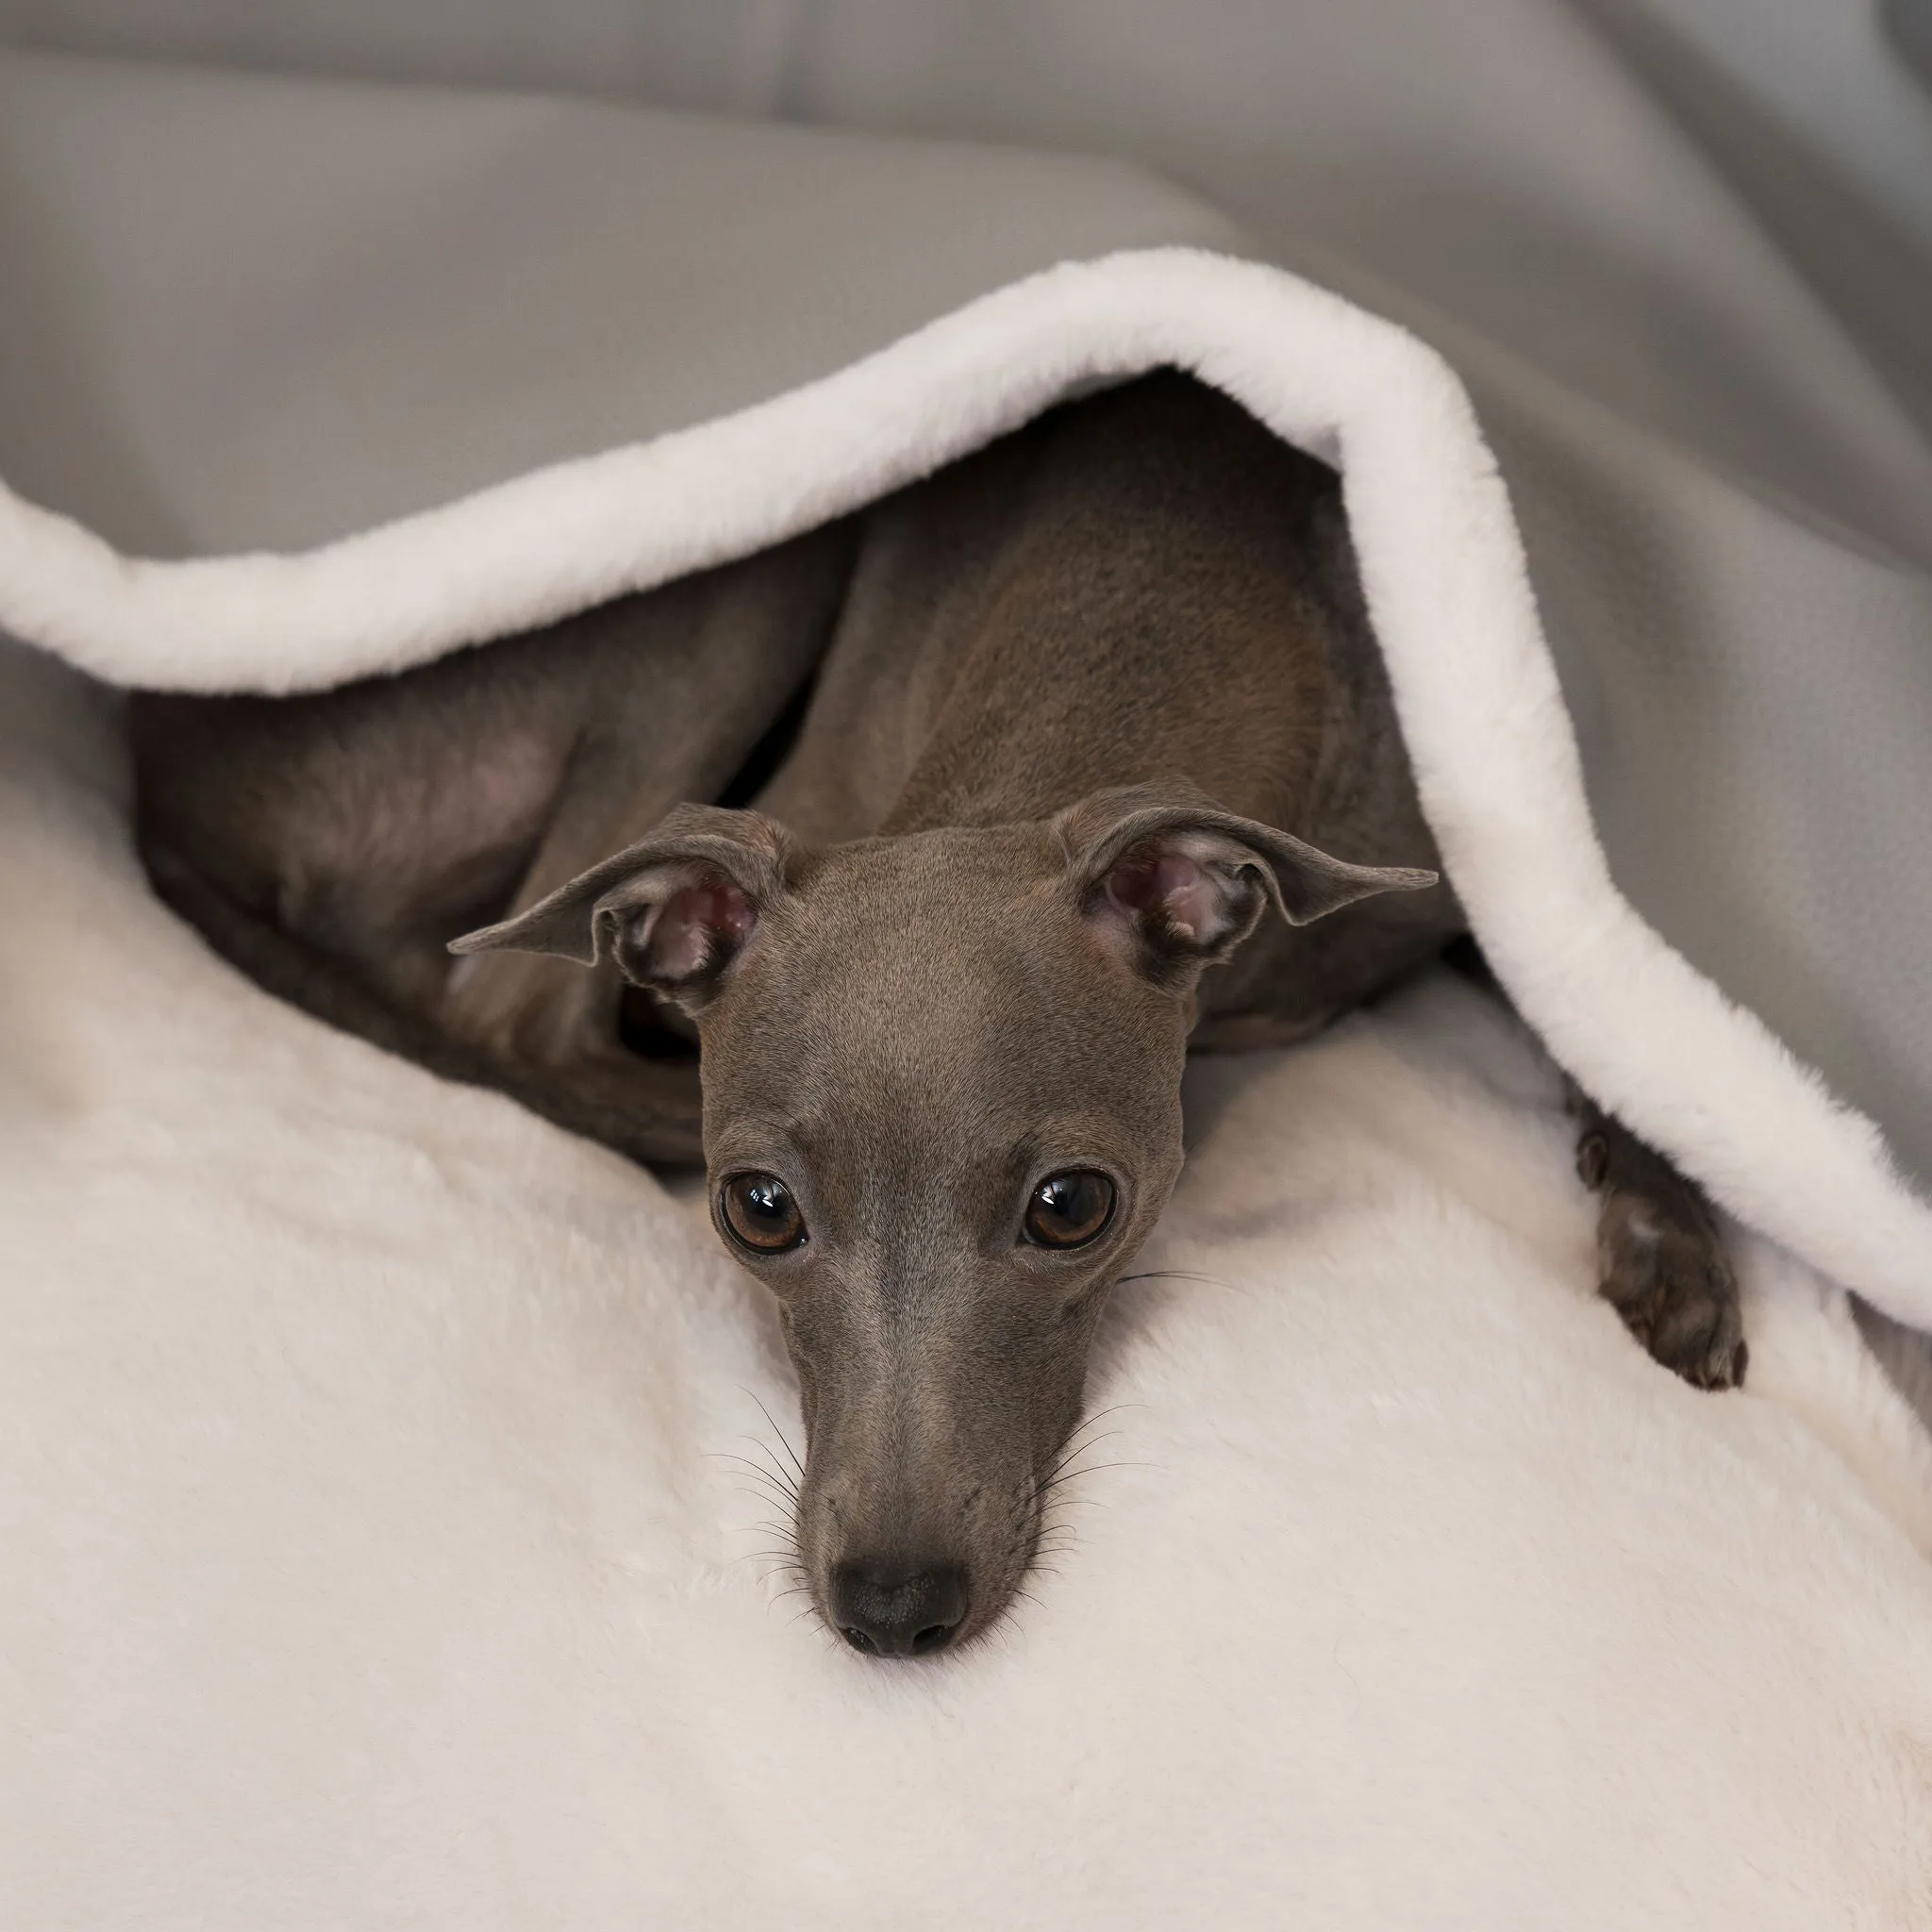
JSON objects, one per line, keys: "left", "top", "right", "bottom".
{"left": 2, "top": 48, "right": 1930, "bottom": 1929}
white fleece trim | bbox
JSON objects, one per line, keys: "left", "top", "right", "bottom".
{"left": 4, "top": 246, "right": 1927, "bottom": 1324}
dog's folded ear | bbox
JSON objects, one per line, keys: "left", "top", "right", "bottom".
{"left": 1056, "top": 784, "right": 1439, "bottom": 982}
{"left": 448, "top": 805, "right": 792, "bottom": 1010}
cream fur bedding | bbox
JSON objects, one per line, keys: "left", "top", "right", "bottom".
{"left": 4, "top": 645, "right": 1931, "bottom": 1926}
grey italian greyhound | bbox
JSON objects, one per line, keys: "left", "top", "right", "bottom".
{"left": 132, "top": 374, "right": 1743, "bottom": 1658}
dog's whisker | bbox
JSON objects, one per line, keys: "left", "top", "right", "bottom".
{"left": 714, "top": 1453, "right": 788, "bottom": 1483}
{"left": 1035, "top": 1457, "right": 1157, "bottom": 1498}
{"left": 742, "top": 1390, "right": 808, "bottom": 1483}
{"left": 1048, "top": 1423, "right": 1127, "bottom": 1465}
{"left": 715, "top": 1445, "right": 798, "bottom": 1474}
{"left": 724, "top": 1479, "right": 797, "bottom": 1510}
{"left": 1039, "top": 1443, "right": 1125, "bottom": 1495}
{"left": 733, "top": 1474, "right": 800, "bottom": 1515}
{"left": 708, "top": 1451, "right": 796, "bottom": 1486}
{"left": 733, "top": 1435, "right": 804, "bottom": 1491}
{"left": 730, "top": 1502, "right": 800, "bottom": 1534}
{"left": 1037, "top": 1444, "right": 1125, "bottom": 1491}
{"left": 724, "top": 1476, "right": 801, "bottom": 1515}
{"left": 711, "top": 1452, "right": 802, "bottom": 1504}
{"left": 1053, "top": 1404, "right": 1141, "bottom": 1456}
{"left": 1046, "top": 1436, "right": 1144, "bottom": 1475}
{"left": 1114, "top": 1268, "right": 1238, "bottom": 1291}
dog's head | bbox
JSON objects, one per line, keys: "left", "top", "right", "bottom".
{"left": 453, "top": 785, "right": 1431, "bottom": 1655}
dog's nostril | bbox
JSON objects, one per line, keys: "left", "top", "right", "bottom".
{"left": 829, "top": 1561, "right": 969, "bottom": 1659}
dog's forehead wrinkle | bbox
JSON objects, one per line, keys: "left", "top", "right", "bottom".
{"left": 806, "top": 827, "right": 1065, "bottom": 951}
{"left": 744, "top": 933, "right": 1127, "bottom": 1113}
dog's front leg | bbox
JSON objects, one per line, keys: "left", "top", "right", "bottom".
{"left": 1571, "top": 1091, "right": 1747, "bottom": 1391}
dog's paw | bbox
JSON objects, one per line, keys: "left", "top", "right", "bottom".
{"left": 1590, "top": 1167, "right": 1747, "bottom": 1391}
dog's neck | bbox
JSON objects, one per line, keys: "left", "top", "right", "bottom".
{"left": 758, "top": 374, "right": 1346, "bottom": 850}
{"left": 874, "top": 541, "right": 1333, "bottom": 840}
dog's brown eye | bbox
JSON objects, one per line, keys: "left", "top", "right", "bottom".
{"left": 720, "top": 1173, "right": 807, "bottom": 1254}
{"left": 1023, "top": 1170, "right": 1116, "bottom": 1249}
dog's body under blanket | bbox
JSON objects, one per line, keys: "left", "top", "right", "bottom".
{"left": 135, "top": 377, "right": 1457, "bottom": 1151}
{"left": 135, "top": 374, "right": 1747, "bottom": 1649}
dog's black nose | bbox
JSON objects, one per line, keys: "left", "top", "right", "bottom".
{"left": 830, "top": 1562, "right": 969, "bottom": 1657}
